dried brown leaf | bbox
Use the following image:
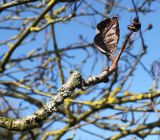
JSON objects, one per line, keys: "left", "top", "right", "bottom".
{"left": 94, "top": 17, "right": 120, "bottom": 61}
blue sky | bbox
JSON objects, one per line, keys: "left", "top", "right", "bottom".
{"left": 55, "top": 0, "right": 160, "bottom": 92}
{"left": 1, "top": 0, "right": 160, "bottom": 139}
{"left": 53, "top": 1, "right": 160, "bottom": 139}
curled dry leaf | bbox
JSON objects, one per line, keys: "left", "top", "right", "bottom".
{"left": 94, "top": 17, "right": 120, "bottom": 61}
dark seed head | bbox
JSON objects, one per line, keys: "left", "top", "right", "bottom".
{"left": 147, "top": 24, "right": 153, "bottom": 30}
{"left": 127, "top": 17, "right": 141, "bottom": 32}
